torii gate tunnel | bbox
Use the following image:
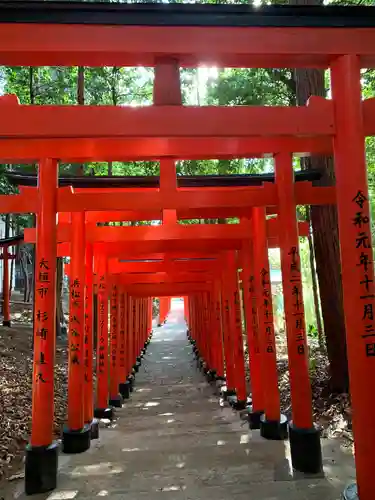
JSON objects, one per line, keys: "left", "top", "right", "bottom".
{"left": 1, "top": 2, "right": 375, "bottom": 498}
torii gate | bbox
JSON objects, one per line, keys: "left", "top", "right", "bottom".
{"left": 0, "top": 3, "right": 374, "bottom": 499}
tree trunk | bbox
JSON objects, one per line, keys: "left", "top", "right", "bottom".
{"left": 307, "top": 215, "right": 325, "bottom": 351}
{"left": 77, "top": 67, "right": 85, "bottom": 176}
{"left": 289, "top": 0, "right": 349, "bottom": 392}
{"left": 20, "top": 252, "right": 29, "bottom": 302}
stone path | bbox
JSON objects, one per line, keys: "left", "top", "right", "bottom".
{"left": 12, "top": 299, "right": 356, "bottom": 500}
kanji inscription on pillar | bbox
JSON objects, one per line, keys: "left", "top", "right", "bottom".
{"left": 35, "top": 258, "right": 51, "bottom": 385}
{"left": 288, "top": 246, "right": 307, "bottom": 355}
{"left": 352, "top": 190, "right": 375, "bottom": 356}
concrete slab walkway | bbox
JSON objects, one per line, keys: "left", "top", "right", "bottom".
{"left": 12, "top": 299, "right": 356, "bottom": 500}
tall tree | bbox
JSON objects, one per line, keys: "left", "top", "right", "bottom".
{"left": 289, "top": 0, "right": 348, "bottom": 392}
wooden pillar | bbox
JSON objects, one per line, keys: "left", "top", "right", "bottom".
{"left": 2, "top": 244, "right": 10, "bottom": 327}
{"left": 62, "top": 211, "right": 90, "bottom": 453}
{"left": 199, "top": 293, "right": 207, "bottom": 366}
{"left": 226, "top": 251, "right": 247, "bottom": 409}
{"left": 159, "top": 297, "right": 167, "bottom": 325}
{"left": 128, "top": 295, "right": 134, "bottom": 377}
{"left": 109, "top": 283, "right": 122, "bottom": 407}
{"left": 84, "top": 243, "right": 97, "bottom": 436}
{"left": 275, "top": 152, "right": 321, "bottom": 469}
{"left": 94, "top": 255, "right": 112, "bottom": 419}
{"left": 331, "top": 54, "right": 375, "bottom": 500}
{"left": 126, "top": 294, "right": 135, "bottom": 390}
{"left": 252, "top": 208, "right": 286, "bottom": 438}
{"left": 148, "top": 297, "right": 153, "bottom": 337}
{"left": 184, "top": 296, "right": 190, "bottom": 327}
{"left": 131, "top": 296, "right": 139, "bottom": 373}
{"left": 135, "top": 298, "right": 140, "bottom": 360}
{"left": 118, "top": 287, "right": 130, "bottom": 399}
{"left": 221, "top": 264, "right": 236, "bottom": 394}
{"left": 213, "top": 282, "right": 225, "bottom": 379}
{"left": 240, "top": 233, "right": 264, "bottom": 428}
{"left": 25, "top": 159, "right": 58, "bottom": 495}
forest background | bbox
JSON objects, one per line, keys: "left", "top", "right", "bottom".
{"left": 0, "top": 0, "right": 374, "bottom": 399}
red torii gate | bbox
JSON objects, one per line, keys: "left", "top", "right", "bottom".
{"left": 0, "top": 4, "right": 373, "bottom": 499}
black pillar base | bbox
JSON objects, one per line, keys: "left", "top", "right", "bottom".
{"left": 94, "top": 407, "right": 114, "bottom": 420}
{"left": 133, "top": 361, "right": 141, "bottom": 373}
{"left": 89, "top": 418, "right": 99, "bottom": 440}
{"left": 2, "top": 319, "right": 11, "bottom": 327}
{"left": 157, "top": 323, "right": 162, "bottom": 327}
{"left": 342, "top": 483, "right": 358, "bottom": 500}
{"left": 127, "top": 375, "right": 134, "bottom": 392}
{"left": 109, "top": 394, "right": 123, "bottom": 408}
{"left": 62, "top": 424, "right": 91, "bottom": 454}
{"left": 232, "top": 399, "right": 247, "bottom": 411}
{"left": 25, "top": 441, "right": 58, "bottom": 496}
{"left": 289, "top": 421, "right": 322, "bottom": 474}
{"left": 206, "top": 369, "right": 216, "bottom": 382}
{"left": 119, "top": 381, "right": 131, "bottom": 399}
{"left": 248, "top": 409, "right": 264, "bottom": 430}
{"left": 260, "top": 413, "right": 288, "bottom": 440}
{"left": 222, "top": 387, "right": 236, "bottom": 401}
{"left": 136, "top": 355, "right": 142, "bottom": 363}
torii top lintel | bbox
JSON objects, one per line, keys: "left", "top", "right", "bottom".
{"left": 2, "top": 3, "right": 375, "bottom": 68}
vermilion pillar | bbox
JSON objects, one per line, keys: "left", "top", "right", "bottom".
{"left": 118, "top": 288, "right": 130, "bottom": 399}
{"left": 221, "top": 262, "right": 236, "bottom": 397}
{"left": 94, "top": 255, "right": 112, "bottom": 420}
{"left": 148, "top": 297, "right": 153, "bottom": 338}
{"left": 25, "top": 159, "right": 58, "bottom": 495}
{"left": 252, "top": 208, "right": 286, "bottom": 439}
{"left": 196, "top": 293, "right": 207, "bottom": 369}
{"left": 331, "top": 55, "right": 375, "bottom": 500}
{"left": 184, "top": 296, "right": 189, "bottom": 327}
{"left": 126, "top": 294, "right": 135, "bottom": 391}
{"left": 2, "top": 245, "right": 10, "bottom": 327}
{"left": 63, "top": 211, "right": 90, "bottom": 453}
{"left": 133, "top": 298, "right": 141, "bottom": 372}
{"left": 199, "top": 293, "right": 208, "bottom": 372}
{"left": 206, "top": 288, "right": 220, "bottom": 381}
{"left": 109, "top": 283, "right": 122, "bottom": 407}
{"left": 130, "top": 296, "right": 138, "bottom": 374}
{"left": 275, "top": 153, "right": 321, "bottom": 469}
{"left": 212, "top": 282, "right": 225, "bottom": 380}
{"left": 241, "top": 234, "right": 264, "bottom": 429}
{"left": 84, "top": 243, "right": 98, "bottom": 439}
{"left": 226, "top": 251, "right": 247, "bottom": 409}
{"left": 158, "top": 297, "right": 166, "bottom": 326}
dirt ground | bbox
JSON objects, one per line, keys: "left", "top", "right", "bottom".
{"left": 0, "top": 301, "right": 68, "bottom": 487}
